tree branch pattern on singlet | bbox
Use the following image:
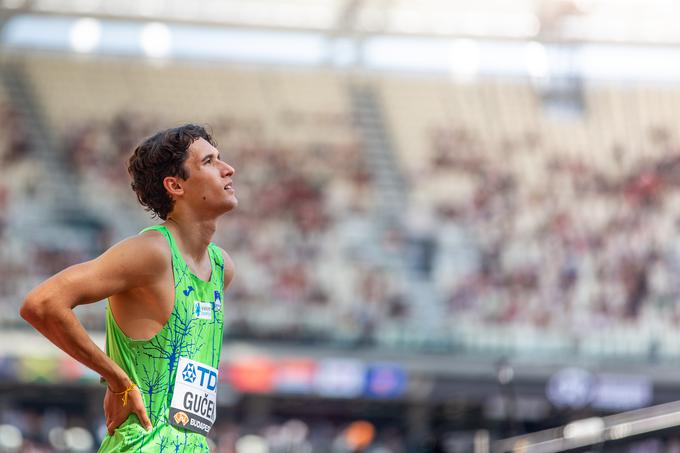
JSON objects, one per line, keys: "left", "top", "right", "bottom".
{"left": 99, "top": 226, "right": 225, "bottom": 453}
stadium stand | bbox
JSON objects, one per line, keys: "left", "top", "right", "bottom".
{"left": 1, "top": 55, "right": 410, "bottom": 345}
{"left": 6, "top": 54, "right": 680, "bottom": 359}
{"left": 379, "top": 76, "right": 680, "bottom": 358}
{"left": 0, "top": 77, "right": 52, "bottom": 327}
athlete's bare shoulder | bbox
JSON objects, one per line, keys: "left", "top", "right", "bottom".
{"left": 102, "top": 231, "right": 170, "bottom": 270}
{"left": 216, "top": 247, "right": 235, "bottom": 290}
{"left": 88, "top": 230, "right": 173, "bottom": 293}
{"left": 21, "top": 230, "right": 173, "bottom": 309}
{"left": 136, "top": 228, "right": 172, "bottom": 257}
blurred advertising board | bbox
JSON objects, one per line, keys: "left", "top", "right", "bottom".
{"left": 274, "top": 358, "right": 317, "bottom": 394}
{"left": 363, "top": 363, "right": 408, "bottom": 399}
{"left": 546, "top": 367, "right": 653, "bottom": 411}
{"left": 312, "top": 358, "right": 366, "bottom": 398}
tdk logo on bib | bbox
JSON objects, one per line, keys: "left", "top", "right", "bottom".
{"left": 182, "top": 363, "right": 197, "bottom": 383}
{"left": 182, "top": 361, "right": 217, "bottom": 391}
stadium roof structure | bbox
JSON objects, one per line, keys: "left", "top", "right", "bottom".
{"left": 2, "top": 0, "right": 680, "bottom": 45}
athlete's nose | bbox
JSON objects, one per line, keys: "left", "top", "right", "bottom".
{"left": 220, "top": 161, "right": 235, "bottom": 177}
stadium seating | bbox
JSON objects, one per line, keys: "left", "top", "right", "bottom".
{"left": 378, "top": 76, "right": 680, "bottom": 357}
{"left": 4, "top": 55, "right": 410, "bottom": 345}
{"left": 0, "top": 80, "right": 52, "bottom": 327}
{"left": 6, "top": 54, "right": 680, "bottom": 358}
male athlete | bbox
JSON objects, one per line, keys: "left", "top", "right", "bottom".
{"left": 20, "top": 124, "right": 236, "bottom": 452}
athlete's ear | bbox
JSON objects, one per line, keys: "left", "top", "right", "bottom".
{"left": 163, "top": 176, "right": 184, "bottom": 198}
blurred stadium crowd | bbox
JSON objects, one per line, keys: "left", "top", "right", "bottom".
{"left": 4, "top": 56, "right": 680, "bottom": 359}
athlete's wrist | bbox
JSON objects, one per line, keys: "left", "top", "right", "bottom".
{"left": 105, "top": 372, "right": 133, "bottom": 394}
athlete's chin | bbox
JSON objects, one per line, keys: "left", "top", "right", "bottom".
{"left": 222, "top": 197, "right": 238, "bottom": 213}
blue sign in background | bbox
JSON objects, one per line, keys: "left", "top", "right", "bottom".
{"left": 363, "top": 364, "right": 407, "bottom": 399}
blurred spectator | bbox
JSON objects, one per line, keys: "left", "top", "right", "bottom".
{"left": 418, "top": 120, "right": 680, "bottom": 352}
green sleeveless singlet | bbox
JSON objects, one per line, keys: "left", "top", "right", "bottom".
{"left": 99, "top": 225, "right": 225, "bottom": 453}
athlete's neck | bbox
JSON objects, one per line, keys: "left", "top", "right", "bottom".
{"left": 164, "top": 216, "right": 216, "bottom": 261}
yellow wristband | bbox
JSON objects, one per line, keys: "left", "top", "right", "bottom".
{"left": 111, "top": 383, "right": 137, "bottom": 407}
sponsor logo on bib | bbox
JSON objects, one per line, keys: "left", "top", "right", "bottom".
{"left": 182, "top": 363, "right": 197, "bottom": 383}
{"left": 170, "top": 357, "right": 218, "bottom": 436}
{"left": 173, "top": 411, "right": 189, "bottom": 426}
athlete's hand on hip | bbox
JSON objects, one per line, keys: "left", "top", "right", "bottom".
{"left": 104, "top": 382, "right": 153, "bottom": 435}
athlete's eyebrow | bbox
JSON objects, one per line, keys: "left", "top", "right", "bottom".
{"left": 201, "top": 152, "right": 218, "bottom": 163}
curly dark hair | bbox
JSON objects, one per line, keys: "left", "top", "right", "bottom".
{"left": 128, "top": 124, "right": 216, "bottom": 220}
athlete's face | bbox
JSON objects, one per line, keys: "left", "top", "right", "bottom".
{"left": 181, "top": 138, "right": 237, "bottom": 215}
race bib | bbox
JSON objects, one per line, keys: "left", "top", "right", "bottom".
{"left": 169, "top": 357, "right": 218, "bottom": 436}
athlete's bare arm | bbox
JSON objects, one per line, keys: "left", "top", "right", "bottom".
{"left": 19, "top": 234, "right": 171, "bottom": 433}
{"left": 220, "top": 248, "right": 236, "bottom": 291}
